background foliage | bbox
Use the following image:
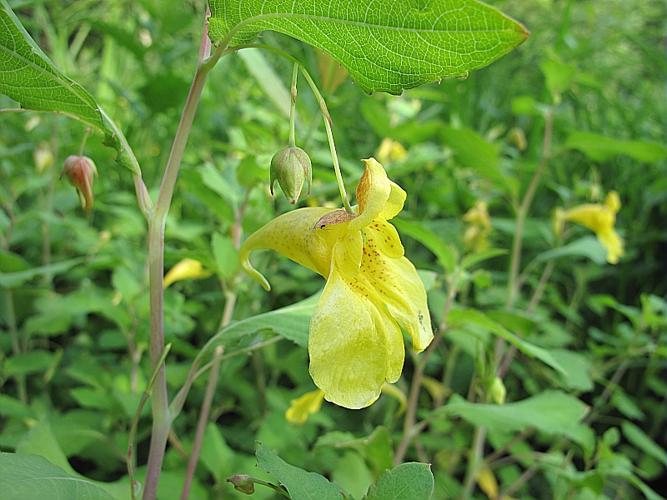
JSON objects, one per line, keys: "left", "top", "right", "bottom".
{"left": 1, "top": 0, "right": 666, "bottom": 498}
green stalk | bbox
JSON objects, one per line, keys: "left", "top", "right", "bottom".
{"left": 288, "top": 63, "right": 298, "bottom": 147}
{"left": 127, "top": 344, "right": 172, "bottom": 500}
{"left": 300, "top": 68, "right": 353, "bottom": 213}
{"left": 141, "top": 20, "right": 225, "bottom": 499}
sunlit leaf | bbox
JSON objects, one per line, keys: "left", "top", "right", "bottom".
{"left": 209, "top": 0, "right": 528, "bottom": 94}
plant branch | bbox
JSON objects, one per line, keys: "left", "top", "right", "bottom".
{"left": 127, "top": 344, "right": 172, "bottom": 500}
{"left": 289, "top": 63, "right": 298, "bottom": 147}
{"left": 461, "top": 425, "right": 487, "bottom": 499}
{"left": 507, "top": 109, "right": 554, "bottom": 306}
{"left": 299, "top": 67, "right": 352, "bottom": 213}
{"left": 180, "top": 346, "right": 224, "bottom": 500}
{"left": 142, "top": 13, "right": 224, "bottom": 500}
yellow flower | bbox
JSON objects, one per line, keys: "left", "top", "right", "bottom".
{"left": 163, "top": 258, "right": 210, "bottom": 288}
{"left": 463, "top": 201, "right": 492, "bottom": 252}
{"left": 376, "top": 138, "right": 407, "bottom": 164}
{"left": 556, "top": 192, "right": 624, "bottom": 264}
{"left": 285, "top": 389, "right": 325, "bottom": 425}
{"left": 241, "top": 158, "right": 433, "bottom": 409}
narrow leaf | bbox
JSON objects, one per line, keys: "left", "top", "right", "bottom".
{"left": 566, "top": 131, "right": 667, "bottom": 163}
{"left": 448, "top": 307, "right": 566, "bottom": 375}
{"left": 394, "top": 218, "right": 458, "bottom": 273}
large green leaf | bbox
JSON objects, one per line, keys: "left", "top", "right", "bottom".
{"left": 364, "top": 462, "right": 434, "bottom": 500}
{"left": 209, "top": 0, "right": 528, "bottom": 94}
{"left": 0, "top": 1, "right": 103, "bottom": 129}
{"left": 0, "top": 1, "right": 140, "bottom": 173}
{"left": 0, "top": 453, "right": 114, "bottom": 500}
{"left": 255, "top": 443, "right": 346, "bottom": 500}
{"left": 220, "top": 293, "right": 319, "bottom": 347}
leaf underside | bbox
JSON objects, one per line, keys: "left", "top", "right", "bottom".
{"left": 209, "top": 0, "right": 528, "bottom": 94}
{"left": 0, "top": 1, "right": 103, "bottom": 129}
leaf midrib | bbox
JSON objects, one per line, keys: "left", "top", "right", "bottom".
{"left": 0, "top": 38, "right": 101, "bottom": 128}
{"left": 220, "top": 11, "right": 525, "bottom": 44}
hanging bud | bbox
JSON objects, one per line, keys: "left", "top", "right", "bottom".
{"left": 270, "top": 146, "right": 312, "bottom": 204}
{"left": 489, "top": 377, "right": 506, "bottom": 405}
{"left": 33, "top": 143, "right": 55, "bottom": 173}
{"left": 227, "top": 474, "right": 255, "bottom": 495}
{"left": 62, "top": 155, "right": 97, "bottom": 212}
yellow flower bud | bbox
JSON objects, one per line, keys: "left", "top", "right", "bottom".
{"left": 34, "top": 143, "right": 55, "bottom": 173}
{"left": 285, "top": 389, "right": 325, "bottom": 424}
{"left": 163, "top": 258, "right": 210, "bottom": 288}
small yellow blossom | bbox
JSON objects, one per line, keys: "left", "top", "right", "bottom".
{"left": 476, "top": 467, "right": 499, "bottom": 500}
{"left": 376, "top": 138, "right": 407, "bottom": 164}
{"left": 463, "top": 201, "right": 492, "bottom": 253}
{"left": 163, "top": 258, "right": 210, "bottom": 288}
{"left": 241, "top": 159, "right": 433, "bottom": 409}
{"left": 555, "top": 192, "right": 624, "bottom": 264}
{"left": 285, "top": 389, "right": 325, "bottom": 425}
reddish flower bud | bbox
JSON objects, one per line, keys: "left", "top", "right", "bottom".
{"left": 63, "top": 155, "right": 97, "bottom": 211}
{"left": 227, "top": 474, "right": 255, "bottom": 494}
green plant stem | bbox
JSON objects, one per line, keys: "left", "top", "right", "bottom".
{"left": 180, "top": 346, "right": 224, "bottom": 500}
{"left": 497, "top": 260, "right": 555, "bottom": 379}
{"left": 3, "top": 289, "right": 27, "bottom": 403}
{"left": 142, "top": 20, "right": 224, "bottom": 500}
{"left": 289, "top": 63, "right": 298, "bottom": 147}
{"left": 127, "top": 344, "right": 172, "bottom": 500}
{"left": 300, "top": 68, "right": 353, "bottom": 213}
{"left": 394, "top": 277, "right": 457, "bottom": 464}
{"left": 507, "top": 109, "right": 554, "bottom": 306}
{"left": 461, "top": 425, "right": 487, "bottom": 499}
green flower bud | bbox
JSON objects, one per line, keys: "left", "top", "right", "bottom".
{"left": 33, "top": 143, "right": 55, "bottom": 173}
{"left": 489, "top": 376, "right": 506, "bottom": 405}
{"left": 270, "top": 146, "right": 312, "bottom": 204}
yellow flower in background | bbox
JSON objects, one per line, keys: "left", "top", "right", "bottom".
{"left": 463, "top": 201, "right": 492, "bottom": 252}
{"left": 285, "top": 389, "right": 325, "bottom": 425}
{"left": 163, "top": 258, "right": 210, "bottom": 288}
{"left": 376, "top": 138, "right": 407, "bottom": 164}
{"left": 555, "top": 191, "right": 624, "bottom": 264}
{"left": 241, "top": 159, "right": 433, "bottom": 409}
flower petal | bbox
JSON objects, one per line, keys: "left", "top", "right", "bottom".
{"left": 350, "top": 158, "right": 392, "bottom": 231}
{"left": 163, "top": 258, "right": 210, "bottom": 288}
{"left": 562, "top": 204, "right": 613, "bottom": 234}
{"left": 598, "top": 228, "right": 624, "bottom": 264}
{"left": 285, "top": 389, "right": 325, "bottom": 425}
{"left": 309, "top": 269, "right": 402, "bottom": 409}
{"left": 240, "top": 207, "right": 333, "bottom": 290}
{"left": 359, "top": 228, "right": 433, "bottom": 352}
{"left": 381, "top": 181, "right": 407, "bottom": 221}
